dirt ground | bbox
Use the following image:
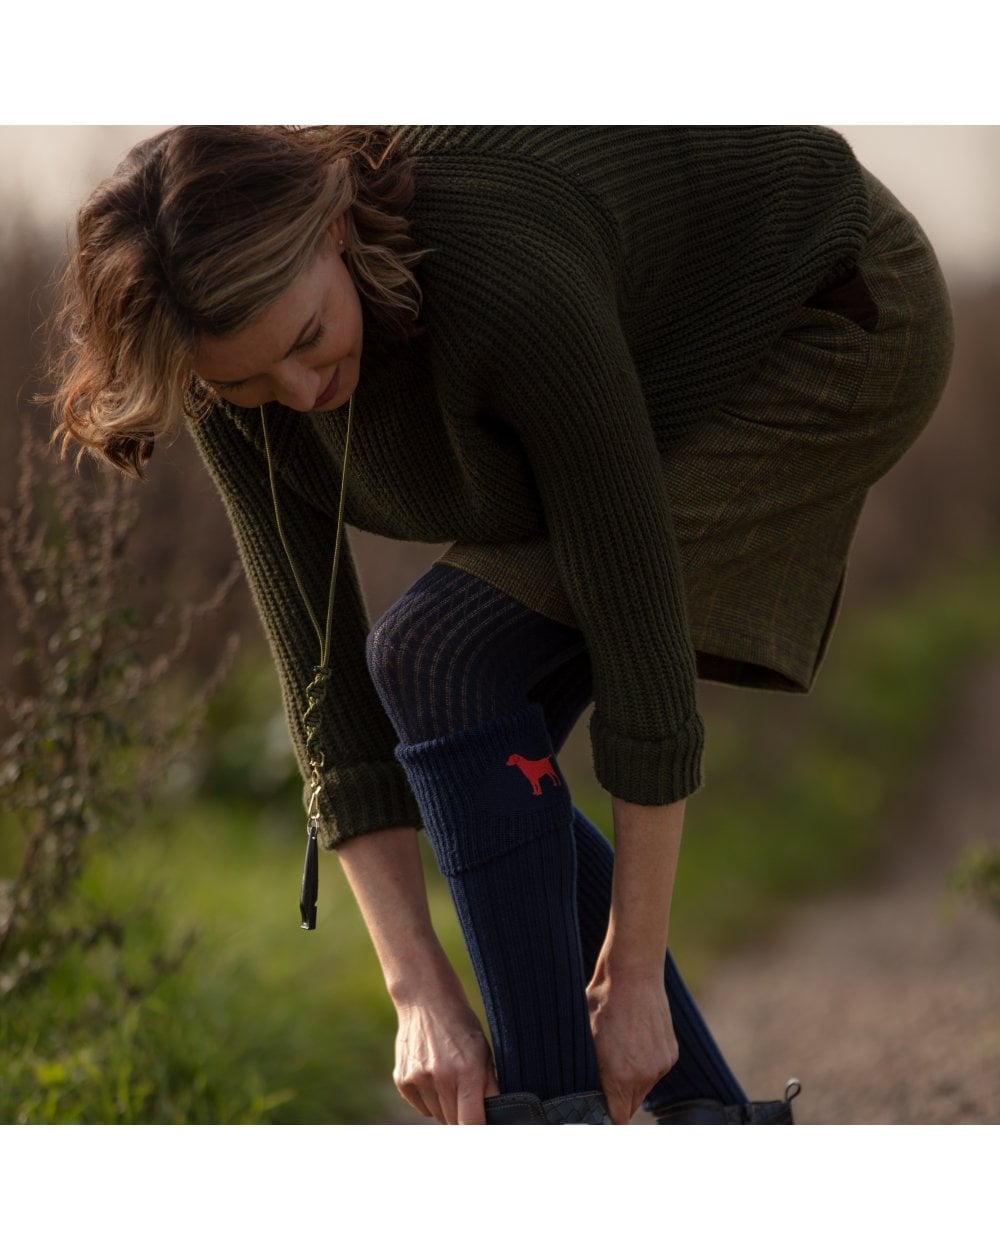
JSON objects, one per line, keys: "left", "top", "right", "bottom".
{"left": 671, "top": 658, "right": 1000, "bottom": 1126}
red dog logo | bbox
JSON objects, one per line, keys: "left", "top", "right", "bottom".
{"left": 506, "top": 753, "right": 561, "bottom": 796}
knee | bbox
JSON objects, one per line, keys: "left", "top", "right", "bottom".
{"left": 366, "top": 565, "right": 551, "bottom": 740}
{"left": 365, "top": 594, "right": 423, "bottom": 716}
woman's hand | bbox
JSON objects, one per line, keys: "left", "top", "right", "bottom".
{"left": 589, "top": 795, "right": 686, "bottom": 1123}
{"left": 394, "top": 984, "right": 500, "bottom": 1124}
{"left": 336, "top": 826, "right": 498, "bottom": 1124}
{"left": 587, "top": 968, "right": 678, "bottom": 1124}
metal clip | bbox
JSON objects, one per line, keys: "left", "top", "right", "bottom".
{"left": 300, "top": 781, "right": 322, "bottom": 930}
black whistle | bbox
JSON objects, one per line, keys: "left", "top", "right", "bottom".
{"left": 299, "top": 821, "right": 319, "bottom": 929}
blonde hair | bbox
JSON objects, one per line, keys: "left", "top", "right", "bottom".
{"left": 48, "top": 126, "right": 425, "bottom": 476}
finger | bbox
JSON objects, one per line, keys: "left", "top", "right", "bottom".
{"left": 423, "top": 1094, "right": 448, "bottom": 1124}
{"left": 398, "top": 1080, "right": 439, "bottom": 1123}
{"left": 604, "top": 1086, "right": 632, "bottom": 1125}
{"left": 405, "top": 1093, "right": 435, "bottom": 1120}
{"left": 456, "top": 1083, "right": 488, "bottom": 1125}
{"left": 437, "top": 1092, "right": 460, "bottom": 1125}
{"left": 426, "top": 1075, "right": 463, "bottom": 1125}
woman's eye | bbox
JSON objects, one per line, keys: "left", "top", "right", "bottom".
{"left": 206, "top": 320, "right": 326, "bottom": 396}
{"left": 298, "top": 322, "right": 325, "bottom": 352}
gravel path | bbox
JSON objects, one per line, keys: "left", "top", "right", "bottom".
{"left": 683, "top": 659, "right": 1000, "bottom": 1125}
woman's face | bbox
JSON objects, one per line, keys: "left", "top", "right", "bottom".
{"left": 192, "top": 219, "right": 363, "bottom": 413}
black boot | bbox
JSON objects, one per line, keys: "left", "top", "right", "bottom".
{"left": 485, "top": 1090, "right": 613, "bottom": 1124}
{"left": 651, "top": 1078, "right": 801, "bottom": 1124}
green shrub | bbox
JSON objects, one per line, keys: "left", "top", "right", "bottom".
{"left": 950, "top": 846, "right": 1000, "bottom": 921}
{"left": 1, "top": 795, "right": 457, "bottom": 1124}
{"left": 0, "top": 420, "right": 238, "bottom": 994}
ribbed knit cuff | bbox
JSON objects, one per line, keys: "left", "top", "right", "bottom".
{"left": 395, "top": 704, "right": 572, "bottom": 875}
{"left": 589, "top": 710, "right": 705, "bottom": 806}
{"left": 314, "top": 759, "right": 423, "bottom": 850}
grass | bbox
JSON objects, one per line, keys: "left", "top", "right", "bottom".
{"left": 3, "top": 550, "right": 999, "bottom": 1123}
{"left": 1, "top": 801, "right": 464, "bottom": 1124}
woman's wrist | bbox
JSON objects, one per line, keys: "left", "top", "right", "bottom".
{"left": 599, "top": 795, "right": 685, "bottom": 980}
{"left": 592, "top": 941, "right": 668, "bottom": 987}
{"left": 592, "top": 917, "right": 670, "bottom": 986}
{"left": 384, "top": 944, "right": 467, "bottom": 1010}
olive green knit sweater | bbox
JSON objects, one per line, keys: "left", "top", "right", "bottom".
{"left": 188, "top": 126, "right": 871, "bottom": 848}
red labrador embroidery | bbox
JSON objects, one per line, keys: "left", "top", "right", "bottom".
{"left": 506, "top": 753, "right": 561, "bottom": 796}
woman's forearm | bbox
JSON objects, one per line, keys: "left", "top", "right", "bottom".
{"left": 337, "top": 825, "right": 499, "bottom": 1122}
{"left": 586, "top": 796, "right": 686, "bottom": 1121}
{"left": 596, "top": 796, "right": 686, "bottom": 980}
{"left": 336, "top": 825, "right": 459, "bottom": 1005}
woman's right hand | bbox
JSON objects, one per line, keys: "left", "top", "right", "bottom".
{"left": 393, "top": 986, "right": 499, "bottom": 1124}
{"left": 335, "top": 826, "right": 499, "bottom": 1123}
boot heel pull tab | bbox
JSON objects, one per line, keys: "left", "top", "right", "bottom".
{"left": 784, "top": 1078, "right": 802, "bottom": 1103}
{"left": 299, "top": 816, "right": 320, "bottom": 930}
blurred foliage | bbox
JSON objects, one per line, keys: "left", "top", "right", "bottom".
{"left": 195, "top": 656, "right": 302, "bottom": 811}
{"left": 950, "top": 846, "right": 1000, "bottom": 922}
{"left": 0, "top": 419, "right": 238, "bottom": 995}
{"left": 0, "top": 805, "right": 425, "bottom": 1130}
{"left": 574, "top": 550, "right": 1000, "bottom": 981}
{"left": 671, "top": 551, "right": 1000, "bottom": 971}
{"left": 5, "top": 550, "right": 1000, "bottom": 1123}
{"left": 0, "top": 793, "right": 464, "bottom": 1124}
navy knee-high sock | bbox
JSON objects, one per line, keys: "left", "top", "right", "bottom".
{"left": 531, "top": 640, "right": 748, "bottom": 1105}
{"left": 371, "top": 564, "right": 747, "bottom": 1108}
{"left": 396, "top": 703, "right": 600, "bottom": 1100}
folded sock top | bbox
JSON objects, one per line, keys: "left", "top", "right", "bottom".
{"left": 395, "top": 703, "right": 572, "bottom": 874}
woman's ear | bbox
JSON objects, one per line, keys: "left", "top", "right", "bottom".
{"left": 328, "top": 215, "right": 347, "bottom": 252}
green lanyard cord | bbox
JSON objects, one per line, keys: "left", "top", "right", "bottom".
{"left": 260, "top": 394, "right": 354, "bottom": 667}
{"left": 260, "top": 395, "right": 355, "bottom": 928}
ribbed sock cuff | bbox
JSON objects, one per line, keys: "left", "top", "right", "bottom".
{"left": 395, "top": 703, "right": 571, "bottom": 875}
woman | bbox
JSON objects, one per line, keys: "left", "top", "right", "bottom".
{"left": 51, "top": 126, "right": 953, "bottom": 1125}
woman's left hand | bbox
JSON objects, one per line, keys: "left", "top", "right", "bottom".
{"left": 590, "top": 795, "right": 685, "bottom": 1123}
{"left": 586, "top": 968, "right": 679, "bottom": 1124}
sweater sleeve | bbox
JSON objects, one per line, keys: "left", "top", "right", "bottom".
{"left": 434, "top": 198, "right": 705, "bottom": 805}
{"left": 186, "top": 402, "right": 422, "bottom": 848}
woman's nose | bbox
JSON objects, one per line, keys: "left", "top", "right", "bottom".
{"left": 271, "top": 363, "right": 320, "bottom": 411}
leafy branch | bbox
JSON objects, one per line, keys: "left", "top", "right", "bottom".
{"left": 0, "top": 417, "right": 239, "bottom": 995}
